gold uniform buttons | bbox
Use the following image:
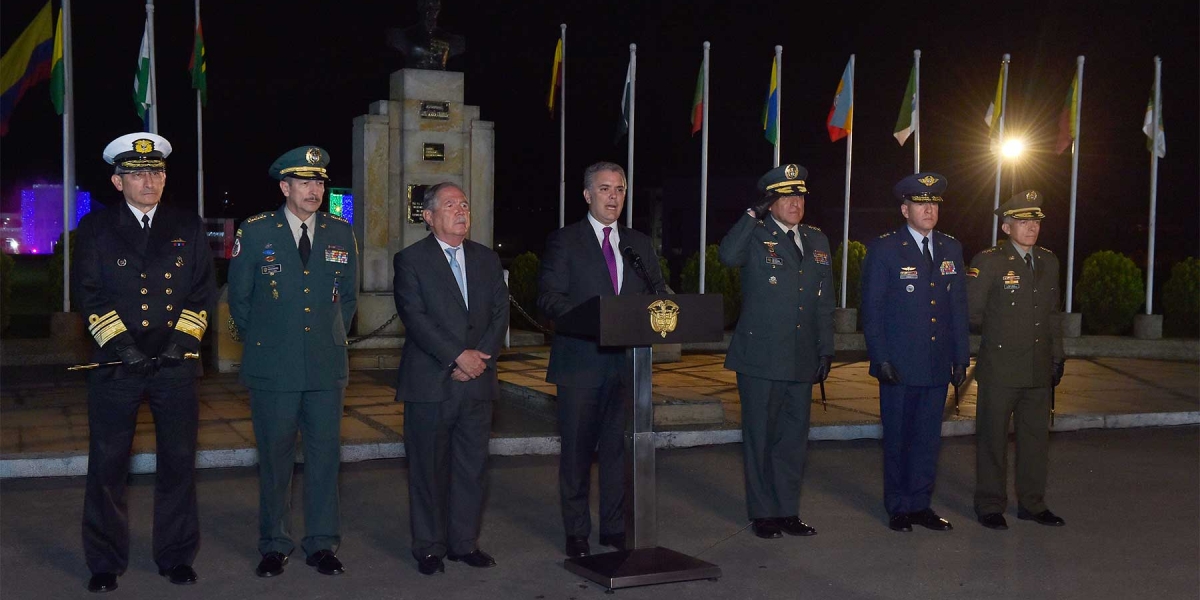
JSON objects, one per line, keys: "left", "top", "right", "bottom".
{"left": 140, "top": 288, "right": 148, "bottom": 295}
{"left": 930, "top": 300, "right": 936, "bottom": 306}
{"left": 930, "top": 282, "right": 936, "bottom": 287}
{"left": 931, "top": 318, "right": 937, "bottom": 323}
{"left": 304, "top": 326, "right": 311, "bottom": 332}
{"left": 141, "top": 320, "right": 150, "bottom": 327}
{"left": 141, "top": 304, "right": 149, "bottom": 311}
{"left": 164, "top": 272, "right": 172, "bottom": 279}
{"left": 304, "top": 307, "right": 311, "bottom": 313}
{"left": 167, "top": 320, "right": 174, "bottom": 327}
{"left": 140, "top": 273, "right": 147, "bottom": 279}
{"left": 166, "top": 304, "right": 174, "bottom": 311}
{"left": 304, "top": 288, "right": 310, "bottom": 294}
{"left": 931, "top": 336, "right": 937, "bottom": 341}
{"left": 165, "top": 288, "right": 173, "bottom": 295}
{"left": 303, "top": 270, "right": 310, "bottom": 275}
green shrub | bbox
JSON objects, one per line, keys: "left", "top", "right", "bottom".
{"left": 507, "top": 251, "right": 539, "bottom": 326}
{"left": 681, "top": 244, "right": 741, "bottom": 327}
{"left": 657, "top": 256, "right": 671, "bottom": 290}
{"left": 47, "top": 229, "right": 77, "bottom": 312}
{"left": 1162, "top": 257, "right": 1199, "bottom": 338}
{"left": 0, "top": 252, "right": 14, "bottom": 332}
{"left": 1076, "top": 251, "right": 1144, "bottom": 335}
{"left": 832, "top": 240, "right": 867, "bottom": 311}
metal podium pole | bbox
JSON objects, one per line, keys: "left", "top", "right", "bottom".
{"left": 564, "top": 346, "right": 722, "bottom": 589}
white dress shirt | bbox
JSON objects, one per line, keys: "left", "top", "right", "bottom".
{"left": 126, "top": 203, "right": 158, "bottom": 227}
{"left": 771, "top": 216, "right": 805, "bottom": 255}
{"left": 587, "top": 212, "right": 624, "bottom": 293}
{"left": 434, "top": 236, "right": 469, "bottom": 308}
{"left": 907, "top": 226, "right": 935, "bottom": 264}
{"left": 283, "top": 208, "right": 317, "bottom": 248}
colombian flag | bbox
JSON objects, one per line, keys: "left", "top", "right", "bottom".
{"left": 826, "top": 58, "right": 853, "bottom": 142}
{"left": 547, "top": 38, "right": 562, "bottom": 116}
{"left": 1055, "top": 73, "right": 1078, "bottom": 155}
{"left": 0, "top": 2, "right": 55, "bottom": 136}
{"left": 762, "top": 58, "right": 778, "bottom": 145}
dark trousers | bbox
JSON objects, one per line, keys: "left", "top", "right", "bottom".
{"left": 83, "top": 376, "right": 199, "bottom": 575}
{"left": 879, "top": 383, "right": 946, "bottom": 516}
{"left": 736, "top": 374, "right": 813, "bottom": 520}
{"left": 249, "top": 388, "right": 344, "bottom": 557}
{"left": 404, "top": 395, "right": 492, "bottom": 559}
{"left": 974, "top": 385, "right": 1052, "bottom": 516}
{"left": 556, "top": 374, "right": 625, "bottom": 538}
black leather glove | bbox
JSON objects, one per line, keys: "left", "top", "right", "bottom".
{"left": 112, "top": 334, "right": 155, "bottom": 376}
{"left": 814, "top": 355, "right": 833, "bottom": 384}
{"left": 750, "top": 195, "right": 777, "bottom": 219}
{"left": 157, "top": 342, "right": 187, "bottom": 369}
{"left": 1052, "top": 360, "right": 1065, "bottom": 387}
{"left": 877, "top": 362, "right": 901, "bottom": 385}
{"left": 951, "top": 364, "right": 967, "bottom": 388}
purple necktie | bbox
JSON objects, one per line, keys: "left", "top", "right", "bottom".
{"left": 602, "top": 226, "right": 619, "bottom": 293}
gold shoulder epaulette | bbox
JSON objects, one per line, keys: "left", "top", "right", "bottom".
{"left": 982, "top": 246, "right": 1002, "bottom": 254}
{"left": 322, "top": 212, "right": 350, "bottom": 225}
{"left": 245, "top": 212, "right": 272, "bottom": 224}
{"left": 878, "top": 231, "right": 893, "bottom": 239}
{"left": 1037, "top": 245, "right": 1055, "bottom": 255}
{"left": 802, "top": 223, "right": 823, "bottom": 233}
{"left": 940, "top": 232, "right": 957, "bottom": 240}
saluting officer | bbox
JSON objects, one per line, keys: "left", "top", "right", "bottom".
{"left": 968, "top": 190, "right": 1066, "bottom": 530}
{"left": 861, "top": 172, "right": 969, "bottom": 533}
{"left": 719, "top": 163, "right": 835, "bottom": 539}
{"left": 73, "top": 133, "right": 216, "bottom": 593}
{"left": 228, "top": 146, "right": 359, "bottom": 578}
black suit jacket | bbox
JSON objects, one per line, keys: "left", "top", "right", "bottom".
{"left": 537, "top": 218, "right": 666, "bottom": 388}
{"left": 392, "top": 234, "right": 509, "bottom": 403}
{"left": 72, "top": 202, "right": 217, "bottom": 381}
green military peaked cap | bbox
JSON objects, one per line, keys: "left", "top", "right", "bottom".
{"left": 995, "top": 189, "right": 1046, "bottom": 220}
{"left": 756, "top": 163, "right": 808, "bottom": 196}
{"left": 269, "top": 146, "right": 330, "bottom": 181}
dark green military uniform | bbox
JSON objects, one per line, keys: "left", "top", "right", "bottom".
{"left": 719, "top": 164, "right": 835, "bottom": 524}
{"left": 968, "top": 190, "right": 1064, "bottom": 520}
{"left": 227, "top": 146, "right": 359, "bottom": 560}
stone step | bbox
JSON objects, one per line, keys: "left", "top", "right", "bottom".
{"left": 499, "top": 381, "right": 725, "bottom": 427}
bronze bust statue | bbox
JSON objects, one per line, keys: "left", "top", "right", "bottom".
{"left": 387, "top": 0, "right": 465, "bottom": 71}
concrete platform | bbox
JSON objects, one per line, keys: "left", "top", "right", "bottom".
{"left": 1, "top": 349, "right": 1196, "bottom": 479}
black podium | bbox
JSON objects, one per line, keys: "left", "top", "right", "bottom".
{"left": 554, "top": 293, "right": 725, "bottom": 590}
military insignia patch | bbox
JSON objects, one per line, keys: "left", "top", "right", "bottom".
{"left": 967, "top": 267, "right": 980, "bottom": 278}
{"left": 133, "top": 138, "right": 154, "bottom": 154}
{"left": 325, "top": 246, "right": 349, "bottom": 263}
{"left": 1003, "top": 271, "right": 1021, "bottom": 290}
{"left": 305, "top": 147, "right": 322, "bottom": 164}
{"left": 171, "top": 238, "right": 186, "bottom": 247}
{"left": 906, "top": 284, "right": 915, "bottom": 293}
{"left": 647, "top": 299, "right": 681, "bottom": 339}
{"left": 175, "top": 256, "right": 184, "bottom": 268}
{"left": 939, "top": 260, "right": 957, "bottom": 275}
{"left": 261, "top": 264, "right": 282, "bottom": 275}
{"left": 813, "top": 250, "right": 831, "bottom": 266}
{"left": 117, "top": 258, "right": 127, "bottom": 267}
{"left": 766, "top": 256, "right": 783, "bottom": 266}
{"left": 763, "top": 241, "right": 779, "bottom": 255}
{"left": 918, "top": 175, "right": 939, "bottom": 187}
{"left": 232, "top": 239, "right": 241, "bottom": 258}
{"left": 900, "top": 266, "right": 918, "bottom": 280}
{"left": 769, "top": 276, "right": 778, "bottom": 285}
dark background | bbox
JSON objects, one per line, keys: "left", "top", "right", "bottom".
{"left": 2, "top": 0, "right": 1197, "bottom": 294}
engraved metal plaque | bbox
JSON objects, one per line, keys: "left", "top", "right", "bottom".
{"left": 422, "top": 143, "right": 446, "bottom": 162}
{"left": 419, "top": 101, "right": 450, "bottom": 120}
{"left": 407, "top": 184, "right": 429, "bottom": 224}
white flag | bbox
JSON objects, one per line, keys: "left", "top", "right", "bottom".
{"left": 1142, "top": 93, "right": 1165, "bottom": 158}
{"left": 133, "top": 19, "right": 152, "bottom": 120}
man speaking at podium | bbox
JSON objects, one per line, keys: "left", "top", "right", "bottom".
{"left": 719, "top": 164, "right": 835, "bottom": 540}
{"left": 538, "top": 162, "right": 666, "bottom": 558}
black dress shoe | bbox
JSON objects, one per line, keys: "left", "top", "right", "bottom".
{"left": 598, "top": 533, "right": 626, "bottom": 550}
{"left": 305, "top": 549, "right": 344, "bottom": 575}
{"left": 1018, "top": 507, "right": 1066, "bottom": 526}
{"left": 448, "top": 549, "right": 496, "bottom": 568}
{"left": 87, "top": 573, "right": 118, "bottom": 593}
{"left": 417, "top": 554, "right": 445, "bottom": 575}
{"left": 888, "top": 514, "right": 912, "bottom": 532}
{"left": 778, "top": 516, "right": 817, "bottom": 537}
{"left": 158, "top": 564, "right": 198, "bottom": 585}
{"left": 255, "top": 552, "right": 288, "bottom": 578}
{"left": 978, "top": 513, "right": 1009, "bottom": 530}
{"left": 565, "top": 535, "right": 590, "bottom": 558}
{"left": 752, "top": 518, "right": 782, "bottom": 539}
{"left": 910, "top": 508, "right": 953, "bottom": 531}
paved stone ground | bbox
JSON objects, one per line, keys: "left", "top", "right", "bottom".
{"left": 0, "top": 427, "right": 1195, "bottom": 599}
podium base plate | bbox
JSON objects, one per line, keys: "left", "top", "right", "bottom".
{"left": 563, "top": 546, "right": 721, "bottom": 590}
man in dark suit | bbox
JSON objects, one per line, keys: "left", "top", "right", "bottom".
{"left": 393, "top": 182, "right": 509, "bottom": 575}
{"left": 968, "top": 190, "right": 1066, "bottom": 530}
{"left": 861, "top": 172, "right": 969, "bottom": 533}
{"left": 537, "top": 162, "right": 666, "bottom": 558}
{"left": 719, "top": 163, "right": 834, "bottom": 539}
{"left": 228, "top": 146, "right": 358, "bottom": 578}
{"left": 73, "top": 132, "right": 216, "bottom": 593}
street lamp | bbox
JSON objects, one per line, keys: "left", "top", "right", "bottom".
{"left": 1001, "top": 138, "right": 1025, "bottom": 196}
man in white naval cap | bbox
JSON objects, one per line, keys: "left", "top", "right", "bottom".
{"left": 72, "top": 132, "right": 216, "bottom": 592}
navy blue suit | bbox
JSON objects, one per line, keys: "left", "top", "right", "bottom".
{"left": 861, "top": 227, "right": 969, "bottom": 516}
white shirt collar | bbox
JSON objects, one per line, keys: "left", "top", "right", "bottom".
{"left": 283, "top": 208, "right": 317, "bottom": 247}
{"left": 771, "top": 216, "right": 804, "bottom": 252}
{"left": 1008, "top": 239, "right": 1032, "bottom": 261}
{"left": 127, "top": 202, "right": 158, "bottom": 227}
{"left": 587, "top": 212, "right": 621, "bottom": 245}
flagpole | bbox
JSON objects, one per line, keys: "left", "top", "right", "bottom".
{"left": 773, "top": 45, "right": 782, "bottom": 168}
{"left": 912, "top": 49, "right": 921, "bottom": 173}
{"left": 558, "top": 23, "right": 566, "bottom": 229}
{"left": 625, "top": 43, "right": 636, "bottom": 229}
{"left": 1065, "top": 55, "right": 1084, "bottom": 313}
{"left": 699, "top": 41, "right": 710, "bottom": 294}
{"left": 146, "top": 0, "right": 158, "bottom": 133}
{"left": 195, "top": 0, "right": 204, "bottom": 219}
{"left": 840, "top": 54, "right": 854, "bottom": 309}
{"left": 1145, "top": 56, "right": 1161, "bottom": 315}
{"left": 991, "top": 53, "right": 1010, "bottom": 245}
{"left": 61, "top": 0, "right": 75, "bottom": 312}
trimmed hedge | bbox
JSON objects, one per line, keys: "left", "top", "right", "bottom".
{"left": 1076, "top": 250, "right": 1144, "bottom": 335}
{"left": 681, "top": 244, "right": 741, "bottom": 327}
{"left": 832, "top": 240, "right": 867, "bottom": 311}
{"left": 507, "top": 251, "right": 539, "bottom": 326}
{"left": 1163, "top": 257, "right": 1199, "bottom": 338}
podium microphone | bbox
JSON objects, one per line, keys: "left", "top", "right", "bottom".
{"left": 622, "top": 245, "right": 663, "bottom": 295}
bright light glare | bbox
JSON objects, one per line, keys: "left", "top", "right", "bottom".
{"left": 1001, "top": 139, "right": 1025, "bottom": 159}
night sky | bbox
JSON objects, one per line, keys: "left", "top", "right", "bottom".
{"left": 2, "top": 0, "right": 1197, "bottom": 293}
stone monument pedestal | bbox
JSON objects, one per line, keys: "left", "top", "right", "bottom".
{"left": 1133, "top": 314, "right": 1163, "bottom": 340}
{"left": 1061, "top": 312, "right": 1082, "bottom": 338}
{"left": 351, "top": 68, "right": 495, "bottom": 344}
{"left": 833, "top": 308, "right": 858, "bottom": 334}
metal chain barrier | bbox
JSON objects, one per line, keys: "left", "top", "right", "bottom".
{"left": 346, "top": 312, "right": 400, "bottom": 346}
{"left": 344, "top": 295, "right": 551, "bottom": 346}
